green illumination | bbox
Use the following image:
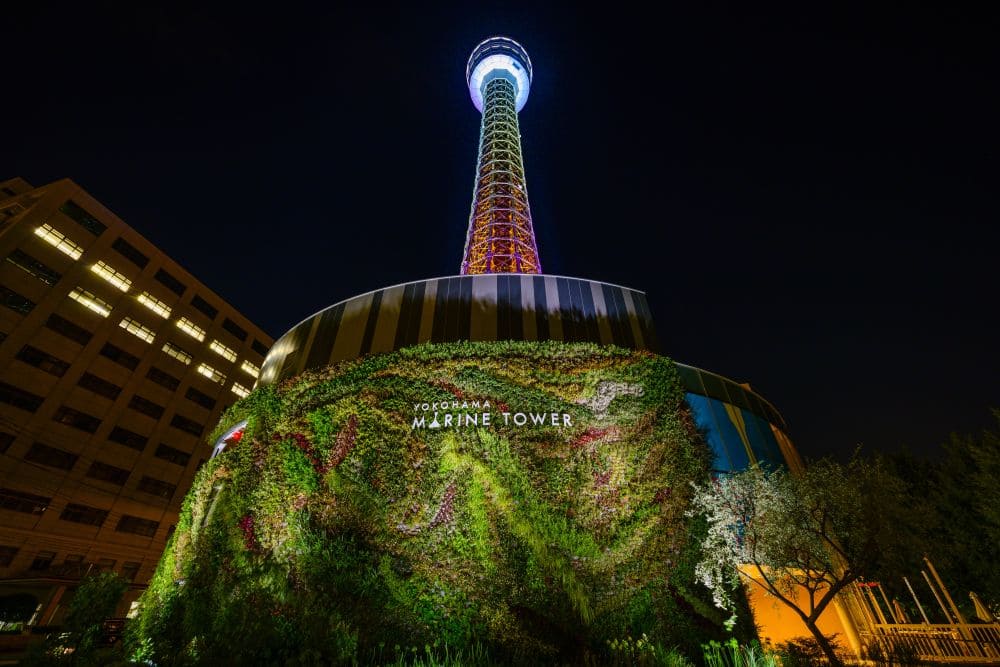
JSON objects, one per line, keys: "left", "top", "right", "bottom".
{"left": 129, "top": 341, "right": 751, "bottom": 663}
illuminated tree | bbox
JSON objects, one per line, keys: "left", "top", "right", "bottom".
{"left": 690, "top": 458, "right": 908, "bottom": 667}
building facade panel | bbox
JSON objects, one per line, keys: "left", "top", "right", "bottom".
{"left": 0, "top": 177, "right": 273, "bottom": 624}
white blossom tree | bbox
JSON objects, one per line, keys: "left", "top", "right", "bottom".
{"left": 690, "top": 457, "right": 907, "bottom": 667}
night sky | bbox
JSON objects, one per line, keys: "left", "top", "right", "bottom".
{"left": 5, "top": 4, "right": 998, "bottom": 461}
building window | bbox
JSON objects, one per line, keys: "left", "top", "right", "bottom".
{"left": 175, "top": 317, "right": 205, "bottom": 342}
{"left": 108, "top": 426, "right": 147, "bottom": 451}
{"left": 95, "top": 557, "right": 117, "bottom": 572}
{"left": 155, "top": 443, "right": 190, "bottom": 467}
{"left": 121, "top": 561, "right": 141, "bottom": 581}
{"left": 240, "top": 360, "right": 260, "bottom": 379}
{"left": 222, "top": 317, "right": 248, "bottom": 342}
{"left": 137, "top": 476, "right": 176, "bottom": 500}
{"left": 60, "top": 502, "right": 109, "bottom": 527}
{"left": 116, "top": 515, "right": 159, "bottom": 537}
{"left": 154, "top": 268, "right": 186, "bottom": 296}
{"left": 100, "top": 342, "right": 140, "bottom": 370}
{"left": 68, "top": 287, "right": 112, "bottom": 317}
{"left": 170, "top": 414, "right": 203, "bottom": 437}
{"left": 0, "top": 488, "right": 50, "bottom": 515}
{"left": 128, "top": 395, "right": 165, "bottom": 419}
{"left": 45, "top": 313, "right": 92, "bottom": 345}
{"left": 0, "top": 546, "right": 18, "bottom": 567}
{"left": 184, "top": 386, "right": 216, "bottom": 410}
{"left": 119, "top": 317, "right": 156, "bottom": 343}
{"left": 231, "top": 382, "right": 250, "bottom": 398}
{"left": 0, "top": 432, "right": 14, "bottom": 454}
{"left": 77, "top": 372, "right": 123, "bottom": 399}
{"left": 137, "top": 291, "right": 171, "bottom": 318}
{"left": 0, "top": 382, "right": 45, "bottom": 412}
{"left": 111, "top": 237, "right": 148, "bottom": 268}
{"left": 146, "top": 366, "right": 180, "bottom": 391}
{"left": 209, "top": 339, "right": 237, "bottom": 362}
{"left": 24, "top": 442, "right": 78, "bottom": 470}
{"left": 86, "top": 460, "right": 130, "bottom": 485}
{"left": 16, "top": 345, "right": 70, "bottom": 377}
{"left": 161, "top": 341, "right": 193, "bottom": 365}
{"left": 232, "top": 362, "right": 260, "bottom": 386}
{"left": 62, "top": 554, "right": 84, "bottom": 566}
{"left": 34, "top": 224, "right": 83, "bottom": 259}
{"left": 29, "top": 550, "right": 56, "bottom": 571}
{"left": 1, "top": 285, "right": 35, "bottom": 314}
{"left": 190, "top": 294, "right": 218, "bottom": 319}
{"left": 7, "top": 248, "right": 62, "bottom": 285}
{"left": 52, "top": 406, "right": 101, "bottom": 433}
{"left": 196, "top": 363, "right": 225, "bottom": 384}
{"left": 59, "top": 200, "right": 106, "bottom": 236}
{"left": 251, "top": 339, "right": 269, "bottom": 357}
{"left": 90, "top": 260, "right": 131, "bottom": 292}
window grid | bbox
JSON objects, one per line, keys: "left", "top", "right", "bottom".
{"left": 162, "top": 342, "right": 193, "bottom": 365}
{"left": 155, "top": 443, "right": 191, "bottom": 466}
{"left": 116, "top": 514, "right": 159, "bottom": 537}
{"left": 137, "top": 292, "right": 172, "bottom": 318}
{"left": 68, "top": 287, "right": 112, "bottom": 317}
{"left": 209, "top": 340, "right": 237, "bottom": 362}
{"left": 90, "top": 261, "right": 132, "bottom": 292}
{"left": 175, "top": 317, "right": 205, "bottom": 342}
{"left": 0, "top": 488, "right": 50, "bottom": 515}
{"left": 196, "top": 363, "right": 225, "bottom": 384}
{"left": 60, "top": 502, "right": 109, "bottom": 527}
{"left": 119, "top": 317, "right": 156, "bottom": 343}
{"left": 240, "top": 360, "right": 260, "bottom": 378}
{"left": 2, "top": 285, "right": 36, "bottom": 314}
{"left": 34, "top": 224, "right": 83, "bottom": 259}
{"left": 231, "top": 382, "right": 250, "bottom": 398}
{"left": 7, "top": 249, "right": 62, "bottom": 285}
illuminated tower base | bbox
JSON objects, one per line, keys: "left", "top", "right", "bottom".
{"left": 130, "top": 36, "right": 804, "bottom": 665}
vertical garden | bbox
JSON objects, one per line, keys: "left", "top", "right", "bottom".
{"left": 128, "top": 342, "right": 752, "bottom": 664}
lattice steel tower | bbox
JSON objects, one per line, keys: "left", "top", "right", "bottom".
{"left": 460, "top": 37, "right": 542, "bottom": 275}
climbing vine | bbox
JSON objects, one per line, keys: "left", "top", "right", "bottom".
{"left": 129, "top": 341, "right": 743, "bottom": 664}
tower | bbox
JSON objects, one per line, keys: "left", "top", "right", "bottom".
{"left": 460, "top": 37, "right": 542, "bottom": 275}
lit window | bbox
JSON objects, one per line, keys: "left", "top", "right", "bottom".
{"left": 196, "top": 363, "right": 226, "bottom": 384}
{"left": 89, "top": 261, "right": 131, "bottom": 292}
{"left": 175, "top": 317, "right": 205, "bottom": 342}
{"left": 231, "top": 382, "right": 250, "bottom": 398}
{"left": 34, "top": 224, "right": 83, "bottom": 260}
{"left": 240, "top": 360, "right": 260, "bottom": 378}
{"left": 162, "top": 342, "right": 192, "bottom": 365}
{"left": 119, "top": 317, "right": 156, "bottom": 344}
{"left": 137, "top": 292, "right": 171, "bottom": 319}
{"left": 209, "top": 340, "right": 237, "bottom": 362}
{"left": 68, "top": 287, "right": 112, "bottom": 317}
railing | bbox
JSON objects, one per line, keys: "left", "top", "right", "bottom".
{"left": 861, "top": 622, "right": 1000, "bottom": 663}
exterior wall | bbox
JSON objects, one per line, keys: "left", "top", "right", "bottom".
{"left": 0, "top": 178, "right": 273, "bottom": 622}
{"left": 260, "top": 275, "right": 659, "bottom": 386}
{"left": 676, "top": 365, "right": 803, "bottom": 474}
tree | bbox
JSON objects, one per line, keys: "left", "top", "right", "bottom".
{"left": 21, "top": 571, "right": 129, "bottom": 666}
{"left": 885, "top": 411, "right": 1000, "bottom": 619}
{"left": 690, "top": 457, "right": 910, "bottom": 667}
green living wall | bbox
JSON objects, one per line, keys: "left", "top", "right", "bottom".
{"left": 129, "top": 341, "right": 749, "bottom": 664}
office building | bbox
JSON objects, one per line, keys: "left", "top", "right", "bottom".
{"left": 0, "top": 176, "right": 272, "bottom": 625}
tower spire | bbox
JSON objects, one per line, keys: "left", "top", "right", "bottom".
{"left": 460, "top": 37, "right": 542, "bottom": 275}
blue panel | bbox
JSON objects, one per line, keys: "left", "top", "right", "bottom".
{"left": 685, "top": 393, "right": 734, "bottom": 473}
{"left": 706, "top": 396, "right": 752, "bottom": 472}
{"left": 743, "top": 410, "right": 786, "bottom": 471}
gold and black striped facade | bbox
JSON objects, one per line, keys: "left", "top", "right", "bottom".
{"left": 258, "top": 275, "right": 657, "bottom": 386}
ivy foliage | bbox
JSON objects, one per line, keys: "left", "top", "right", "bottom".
{"left": 129, "top": 341, "right": 741, "bottom": 664}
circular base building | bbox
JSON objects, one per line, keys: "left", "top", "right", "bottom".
{"left": 130, "top": 38, "right": 803, "bottom": 664}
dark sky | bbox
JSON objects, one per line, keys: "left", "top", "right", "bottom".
{"left": 5, "top": 3, "right": 998, "bottom": 461}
